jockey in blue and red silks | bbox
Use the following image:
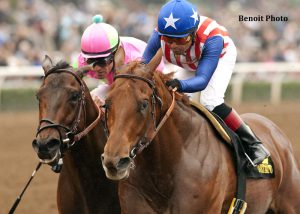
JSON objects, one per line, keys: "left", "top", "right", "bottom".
{"left": 142, "top": 0, "right": 270, "bottom": 166}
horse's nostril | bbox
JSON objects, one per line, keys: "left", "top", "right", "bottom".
{"left": 47, "top": 138, "right": 60, "bottom": 150}
{"left": 101, "top": 154, "right": 105, "bottom": 162}
{"left": 117, "top": 157, "right": 131, "bottom": 170}
{"left": 32, "top": 139, "right": 38, "bottom": 152}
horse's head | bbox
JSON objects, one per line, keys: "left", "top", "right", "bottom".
{"left": 32, "top": 55, "right": 97, "bottom": 165}
{"left": 101, "top": 61, "right": 176, "bottom": 180}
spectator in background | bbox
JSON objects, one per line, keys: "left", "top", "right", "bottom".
{"left": 0, "top": 0, "right": 299, "bottom": 65}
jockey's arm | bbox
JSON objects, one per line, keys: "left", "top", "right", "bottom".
{"left": 142, "top": 30, "right": 161, "bottom": 64}
{"left": 178, "top": 36, "right": 224, "bottom": 93}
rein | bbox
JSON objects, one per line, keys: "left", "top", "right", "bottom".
{"left": 112, "top": 73, "right": 176, "bottom": 158}
{"left": 35, "top": 68, "right": 102, "bottom": 161}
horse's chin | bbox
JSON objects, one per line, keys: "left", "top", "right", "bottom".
{"left": 103, "top": 166, "right": 130, "bottom": 181}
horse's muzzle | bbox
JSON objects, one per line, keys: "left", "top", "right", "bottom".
{"left": 101, "top": 154, "right": 132, "bottom": 180}
{"left": 32, "top": 137, "right": 61, "bottom": 164}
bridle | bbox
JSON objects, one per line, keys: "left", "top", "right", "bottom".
{"left": 104, "top": 73, "right": 176, "bottom": 158}
{"left": 34, "top": 67, "right": 102, "bottom": 163}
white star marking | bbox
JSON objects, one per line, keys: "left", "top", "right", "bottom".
{"left": 164, "top": 13, "right": 180, "bottom": 29}
{"left": 190, "top": 9, "right": 199, "bottom": 24}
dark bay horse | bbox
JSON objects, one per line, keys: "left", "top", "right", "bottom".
{"left": 101, "top": 61, "right": 300, "bottom": 213}
{"left": 32, "top": 56, "right": 120, "bottom": 214}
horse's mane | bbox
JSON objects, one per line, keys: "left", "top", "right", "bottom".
{"left": 115, "top": 60, "right": 190, "bottom": 105}
{"left": 157, "top": 71, "right": 190, "bottom": 105}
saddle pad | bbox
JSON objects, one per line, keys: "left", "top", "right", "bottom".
{"left": 246, "top": 157, "right": 275, "bottom": 179}
{"left": 190, "top": 101, "right": 231, "bottom": 143}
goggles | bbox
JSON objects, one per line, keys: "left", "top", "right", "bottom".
{"left": 86, "top": 55, "right": 114, "bottom": 67}
{"left": 162, "top": 35, "right": 191, "bottom": 45}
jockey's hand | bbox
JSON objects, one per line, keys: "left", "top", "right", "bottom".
{"left": 92, "top": 95, "right": 105, "bottom": 107}
{"left": 166, "top": 79, "right": 181, "bottom": 91}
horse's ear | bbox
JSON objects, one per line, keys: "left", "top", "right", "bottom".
{"left": 114, "top": 46, "right": 125, "bottom": 68}
{"left": 76, "top": 65, "right": 93, "bottom": 78}
{"left": 42, "top": 55, "right": 53, "bottom": 75}
{"left": 147, "top": 48, "right": 162, "bottom": 72}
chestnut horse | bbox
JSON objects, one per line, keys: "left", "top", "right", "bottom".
{"left": 101, "top": 61, "right": 300, "bottom": 213}
{"left": 32, "top": 56, "right": 120, "bottom": 214}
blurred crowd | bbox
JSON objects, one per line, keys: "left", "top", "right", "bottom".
{"left": 0, "top": 0, "right": 299, "bottom": 67}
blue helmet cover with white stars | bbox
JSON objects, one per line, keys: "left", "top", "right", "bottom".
{"left": 158, "top": 0, "right": 200, "bottom": 38}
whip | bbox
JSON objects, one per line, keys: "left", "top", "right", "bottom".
{"left": 8, "top": 162, "right": 42, "bottom": 214}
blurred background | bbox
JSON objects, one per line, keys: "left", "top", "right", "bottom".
{"left": 0, "top": 0, "right": 299, "bottom": 65}
{"left": 0, "top": 0, "right": 300, "bottom": 213}
{"left": 0, "top": 0, "right": 300, "bottom": 109}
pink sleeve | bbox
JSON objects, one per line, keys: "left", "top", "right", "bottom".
{"left": 121, "top": 37, "right": 165, "bottom": 73}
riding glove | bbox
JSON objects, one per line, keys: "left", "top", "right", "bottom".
{"left": 166, "top": 79, "right": 182, "bottom": 91}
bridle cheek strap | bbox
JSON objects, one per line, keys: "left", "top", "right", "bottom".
{"left": 132, "top": 87, "right": 176, "bottom": 157}
{"left": 74, "top": 102, "right": 103, "bottom": 141}
{"left": 36, "top": 68, "right": 103, "bottom": 149}
{"left": 147, "top": 87, "right": 176, "bottom": 141}
{"left": 110, "top": 74, "right": 176, "bottom": 158}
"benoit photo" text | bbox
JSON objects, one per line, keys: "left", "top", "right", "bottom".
{"left": 239, "top": 15, "right": 288, "bottom": 22}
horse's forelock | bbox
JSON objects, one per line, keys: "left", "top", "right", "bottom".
{"left": 43, "top": 60, "right": 76, "bottom": 88}
{"left": 117, "top": 61, "right": 153, "bottom": 79}
{"left": 45, "top": 60, "right": 72, "bottom": 76}
{"left": 54, "top": 60, "right": 72, "bottom": 71}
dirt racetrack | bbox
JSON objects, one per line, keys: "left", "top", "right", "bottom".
{"left": 1, "top": 102, "right": 300, "bottom": 214}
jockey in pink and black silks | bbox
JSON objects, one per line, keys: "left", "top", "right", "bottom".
{"left": 142, "top": 0, "right": 270, "bottom": 166}
{"left": 76, "top": 15, "right": 165, "bottom": 101}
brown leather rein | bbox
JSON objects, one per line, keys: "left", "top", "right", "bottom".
{"left": 35, "top": 68, "right": 102, "bottom": 159}
{"left": 111, "top": 74, "right": 176, "bottom": 158}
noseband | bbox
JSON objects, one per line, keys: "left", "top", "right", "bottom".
{"left": 35, "top": 68, "right": 102, "bottom": 162}
{"left": 107, "top": 73, "right": 176, "bottom": 158}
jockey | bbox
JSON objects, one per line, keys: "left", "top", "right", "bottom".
{"left": 76, "top": 15, "right": 164, "bottom": 104}
{"left": 50, "top": 15, "right": 165, "bottom": 173}
{"left": 142, "top": 0, "right": 270, "bottom": 166}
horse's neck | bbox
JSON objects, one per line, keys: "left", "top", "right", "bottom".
{"left": 135, "top": 101, "right": 203, "bottom": 176}
{"left": 128, "top": 102, "right": 206, "bottom": 203}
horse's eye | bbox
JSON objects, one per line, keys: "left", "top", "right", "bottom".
{"left": 139, "top": 100, "right": 149, "bottom": 112}
{"left": 70, "top": 92, "right": 80, "bottom": 102}
{"left": 35, "top": 91, "right": 42, "bottom": 101}
{"left": 105, "top": 99, "right": 112, "bottom": 110}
